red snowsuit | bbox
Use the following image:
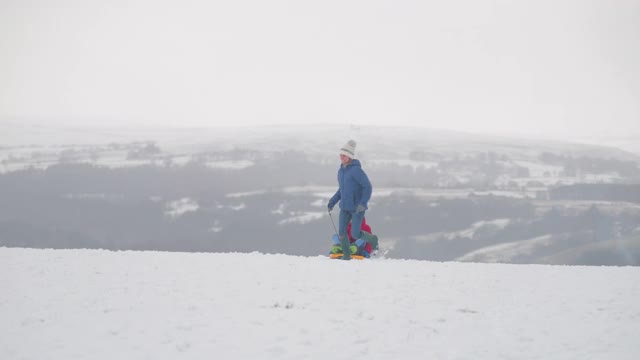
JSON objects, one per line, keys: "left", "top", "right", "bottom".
{"left": 347, "top": 217, "right": 373, "bottom": 254}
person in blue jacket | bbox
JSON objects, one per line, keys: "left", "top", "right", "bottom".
{"left": 327, "top": 140, "right": 372, "bottom": 260}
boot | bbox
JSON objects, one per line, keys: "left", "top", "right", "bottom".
{"left": 339, "top": 235, "right": 352, "bottom": 260}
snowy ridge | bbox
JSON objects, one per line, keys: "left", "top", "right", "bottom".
{"left": 413, "top": 218, "right": 512, "bottom": 243}
{"left": 2, "top": 247, "right": 639, "bottom": 359}
{"left": 2, "top": 124, "right": 638, "bottom": 177}
{"left": 457, "top": 234, "right": 556, "bottom": 263}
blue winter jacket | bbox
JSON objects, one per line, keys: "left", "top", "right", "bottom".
{"left": 329, "top": 159, "right": 372, "bottom": 212}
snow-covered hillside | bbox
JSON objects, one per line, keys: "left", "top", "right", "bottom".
{"left": 2, "top": 123, "right": 638, "bottom": 176}
{"left": 2, "top": 248, "right": 638, "bottom": 359}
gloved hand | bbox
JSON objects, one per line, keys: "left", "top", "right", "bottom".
{"left": 328, "top": 202, "right": 335, "bottom": 212}
{"left": 331, "top": 234, "right": 340, "bottom": 245}
{"left": 356, "top": 204, "right": 365, "bottom": 213}
{"left": 354, "top": 238, "right": 367, "bottom": 256}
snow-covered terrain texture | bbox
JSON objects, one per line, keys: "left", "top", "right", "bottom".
{"left": 2, "top": 124, "right": 638, "bottom": 180}
{"left": 2, "top": 248, "right": 639, "bottom": 360}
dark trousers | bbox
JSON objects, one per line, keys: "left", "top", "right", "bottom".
{"left": 339, "top": 209, "right": 365, "bottom": 244}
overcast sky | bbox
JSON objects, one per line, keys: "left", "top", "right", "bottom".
{"left": 1, "top": 0, "right": 639, "bottom": 138}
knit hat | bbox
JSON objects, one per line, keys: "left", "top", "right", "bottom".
{"left": 340, "top": 140, "right": 357, "bottom": 158}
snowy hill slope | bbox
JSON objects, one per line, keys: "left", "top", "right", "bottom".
{"left": 2, "top": 248, "right": 639, "bottom": 360}
{"left": 455, "top": 231, "right": 640, "bottom": 266}
{"left": 2, "top": 123, "right": 638, "bottom": 174}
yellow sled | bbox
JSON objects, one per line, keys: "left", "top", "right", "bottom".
{"left": 329, "top": 253, "right": 366, "bottom": 260}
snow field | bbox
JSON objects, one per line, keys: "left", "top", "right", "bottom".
{"left": 1, "top": 247, "right": 639, "bottom": 360}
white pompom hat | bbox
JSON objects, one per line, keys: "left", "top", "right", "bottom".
{"left": 339, "top": 140, "right": 356, "bottom": 158}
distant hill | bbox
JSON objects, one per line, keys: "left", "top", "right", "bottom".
{"left": 1, "top": 124, "right": 639, "bottom": 266}
{"left": 538, "top": 235, "right": 640, "bottom": 266}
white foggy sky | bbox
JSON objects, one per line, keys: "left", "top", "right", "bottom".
{"left": 1, "top": 0, "right": 639, "bottom": 138}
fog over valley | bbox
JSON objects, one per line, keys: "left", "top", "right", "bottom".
{"left": 2, "top": 124, "right": 639, "bottom": 266}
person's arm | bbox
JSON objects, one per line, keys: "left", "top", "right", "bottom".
{"left": 354, "top": 168, "right": 372, "bottom": 209}
{"left": 328, "top": 190, "right": 341, "bottom": 210}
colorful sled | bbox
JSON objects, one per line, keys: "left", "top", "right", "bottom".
{"left": 328, "top": 231, "right": 379, "bottom": 260}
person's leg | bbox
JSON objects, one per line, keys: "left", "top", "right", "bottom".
{"left": 349, "top": 210, "right": 367, "bottom": 256}
{"left": 350, "top": 210, "right": 365, "bottom": 240}
{"left": 338, "top": 209, "right": 353, "bottom": 260}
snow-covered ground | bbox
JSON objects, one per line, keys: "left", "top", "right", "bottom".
{"left": 1, "top": 247, "right": 639, "bottom": 360}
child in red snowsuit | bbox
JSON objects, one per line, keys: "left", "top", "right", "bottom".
{"left": 347, "top": 217, "right": 373, "bottom": 254}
